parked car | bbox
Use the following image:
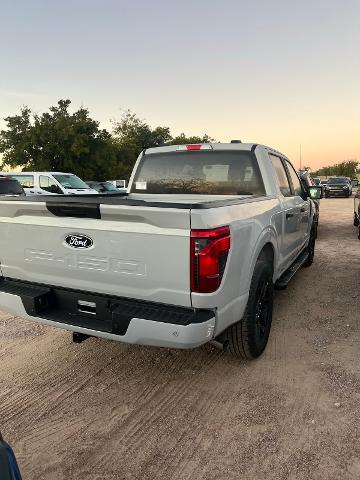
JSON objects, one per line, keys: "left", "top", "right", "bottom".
{"left": 0, "top": 142, "right": 321, "bottom": 360}
{"left": 0, "top": 176, "right": 25, "bottom": 196}
{"left": 324, "top": 177, "right": 352, "bottom": 198}
{"left": 299, "top": 172, "right": 321, "bottom": 236}
{"left": 85, "top": 181, "right": 124, "bottom": 194}
{"left": 0, "top": 172, "right": 98, "bottom": 196}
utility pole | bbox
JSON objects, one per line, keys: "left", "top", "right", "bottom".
{"left": 299, "top": 144, "right": 302, "bottom": 171}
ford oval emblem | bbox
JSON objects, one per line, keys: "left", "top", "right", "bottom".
{"left": 65, "top": 233, "right": 93, "bottom": 249}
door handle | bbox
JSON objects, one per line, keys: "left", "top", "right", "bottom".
{"left": 286, "top": 213, "right": 294, "bottom": 219}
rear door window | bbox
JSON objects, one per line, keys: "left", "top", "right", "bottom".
{"left": 131, "top": 151, "right": 265, "bottom": 195}
{"left": 10, "top": 175, "right": 34, "bottom": 188}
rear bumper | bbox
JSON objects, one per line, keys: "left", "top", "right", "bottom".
{"left": 0, "top": 278, "right": 215, "bottom": 349}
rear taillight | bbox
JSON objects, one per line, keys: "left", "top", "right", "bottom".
{"left": 190, "top": 226, "right": 231, "bottom": 293}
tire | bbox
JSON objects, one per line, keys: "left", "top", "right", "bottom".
{"left": 353, "top": 214, "right": 359, "bottom": 227}
{"left": 314, "top": 218, "right": 319, "bottom": 238}
{"left": 223, "top": 260, "right": 274, "bottom": 360}
{"left": 303, "top": 224, "right": 316, "bottom": 267}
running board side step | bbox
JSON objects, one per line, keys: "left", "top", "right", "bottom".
{"left": 275, "top": 250, "right": 309, "bottom": 290}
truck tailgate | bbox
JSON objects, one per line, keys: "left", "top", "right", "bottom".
{"left": 0, "top": 201, "right": 192, "bottom": 307}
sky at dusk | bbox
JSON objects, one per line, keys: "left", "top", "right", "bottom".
{"left": 1, "top": 0, "right": 359, "bottom": 170}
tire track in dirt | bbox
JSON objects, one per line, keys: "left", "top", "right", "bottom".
{"left": 155, "top": 357, "right": 256, "bottom": 479}
{"left": 87, "top": 350, "right": 224, "bottom": 471}
{"left": 1, "top": 335, "right": 120, "bottom": 435}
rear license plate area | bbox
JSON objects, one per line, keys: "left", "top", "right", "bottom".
{"left": 21, "top": 286, "right": 131, "bottom": 335}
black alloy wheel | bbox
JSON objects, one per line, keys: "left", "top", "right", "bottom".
{"left": 303, "top": 224, "right": 316, "bottom": 267}
{"left": 222, "top": 259, "right": 274, "bottom": 359}
{"left": 254, "top": 278, "right": 272, "bottom": 341}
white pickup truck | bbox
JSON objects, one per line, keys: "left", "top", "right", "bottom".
{"left": 0, "top": 143, "right": 321, "bottom": 359}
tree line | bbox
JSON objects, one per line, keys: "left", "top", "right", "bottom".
{"left": 0, "top": 99, "right": 213, "bottom": 181}
{"left": 311, "top": 160, "right": 359, "bottom": 179}
{"left": 1, "top": 99, "right": 358, "bottom": 181}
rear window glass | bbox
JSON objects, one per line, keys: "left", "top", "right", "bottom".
{"left": 131, "top": 151, "right": 265, "bottom": 195}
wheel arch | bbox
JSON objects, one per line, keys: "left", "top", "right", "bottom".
{"left": 259, "top": 242, "right": 275, "bottom": 267}
{"left": 246, "top": 228, "right": 279, "bottom": 291}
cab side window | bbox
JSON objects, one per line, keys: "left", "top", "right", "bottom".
{"left": 285, "top": 161, "right": 303, "bottom": 197}
{"left": 269, "top": 154, "right": 291, "bottom": 197}
{"left": 39, "top": 176, "right": 63, "bottom": 194}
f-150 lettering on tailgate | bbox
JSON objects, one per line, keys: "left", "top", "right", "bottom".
{"left": 24, "top": 249, "right": 146, "bottom": 275}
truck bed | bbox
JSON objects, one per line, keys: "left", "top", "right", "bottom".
{"left": 0, "top": 193, "right": 267, "bottom": 212}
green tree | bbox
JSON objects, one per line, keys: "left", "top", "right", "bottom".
{"left": 1, "top": 104, "right": 217, "bottom": 182}
{"left": 333, "top": 160, "right": 358, "bottom": 177}
{"left": 314, "top": 160, "right": 358, "bottom": 178}
{"left": 111, "top": 111, "right": 216, "bottom": 178}
{"left": 112, "top": 110, "right": 171, "bottom": 150}
{"left": 168, "top": 133, "right": 215, "bottom": 145}
{"left": 0, "top": 99, "right": 118, "bottom": 180}
{"left": 111, "top": 110, "right": 173, "bottom": 180}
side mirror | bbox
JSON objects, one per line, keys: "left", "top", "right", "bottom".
{"left": 309, "top": 186, "right": 323, "bottom": 200}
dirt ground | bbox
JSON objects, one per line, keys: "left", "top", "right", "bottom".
{"left": 0, "top": 197, "right": 359, "bottom": 480}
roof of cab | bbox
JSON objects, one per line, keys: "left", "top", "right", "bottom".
{"left": 144, "top": 142, "right": 288, "bottom": 160}
{"left": 145, "top": 143, "right": 256, "bottom": 155}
